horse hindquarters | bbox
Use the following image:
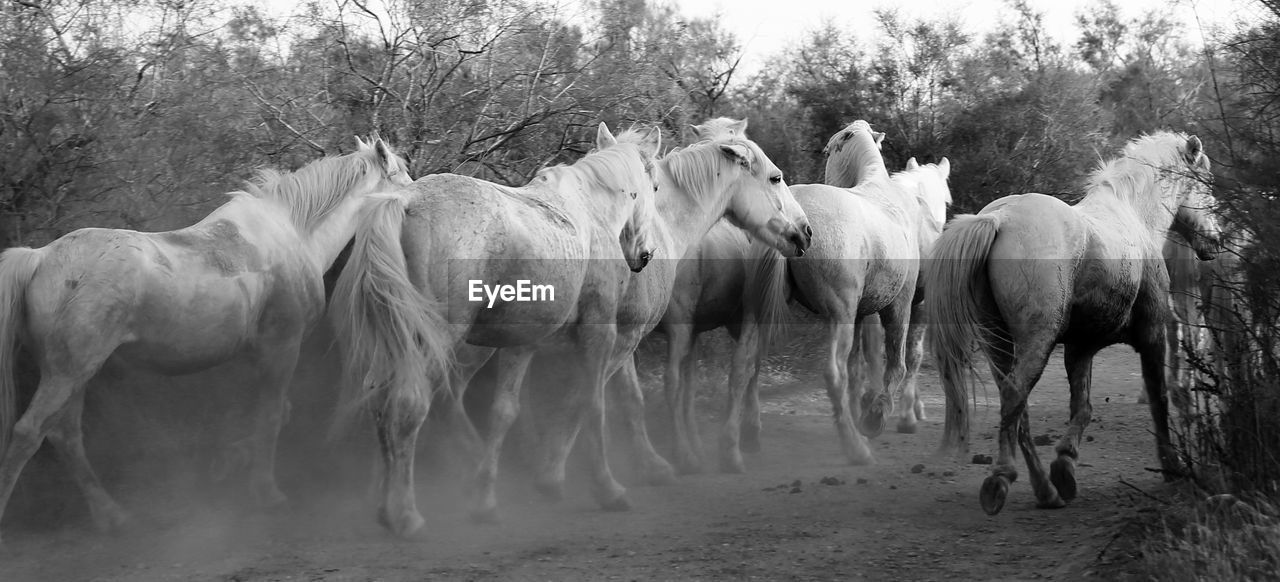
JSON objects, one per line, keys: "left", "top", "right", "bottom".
{"left": 0, "top": 247, "right": 43, "bottom": 457}
{"left": 923, "top": 213, "right": 1001, "bottom": 455}
{"left": 328, "top": 196, "right": 447, "bottom": 536}
{"left": 0, "top": 248, "right": 141, "bottom": 540}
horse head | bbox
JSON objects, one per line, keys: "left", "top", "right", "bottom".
{"left": 691, "top": 117, "right": 748, "bottom": 142}
{"left": 823, "top": 120, "right": 889, "bottom": 188}
{"left": 354, "top": 134, "right": 414, "bottom": 191}
{"left": 1167, "top": 135, "right": 1220, "bottom": 261}
{"left": 714, "top": 137, "right": 812, "bottom": 257}
{"left": 598, "top": 122, "right": 662, "bottom": 273}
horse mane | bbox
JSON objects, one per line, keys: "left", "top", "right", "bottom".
{"left": 891, "top": 162, "right": 952, "bottom": 226}
{"left": 240, "top": 145, "right": 385, "bottom": 232}
{"left": 537, "top": 136, "right": 649, "bottom": 199}
{"left": 824, "top": 120, "right": 889, "bottom": 188}
{"left": 660, "top": 137, "right": 761, "bottom": 206}
{"left": 1085, "top": 131, "right": 1205, "bottom": 217}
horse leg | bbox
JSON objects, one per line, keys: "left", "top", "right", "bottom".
{"left": 609, "top": 356, "right": 676, "bottom": 485}
{"left": 860, "top": 299, "right": 910, "bottom": 439}
{"left": 447, "top": 345, "right": 495, "bottom": 463}
{"left": 739, "top": 324, "right": 764, "bottom": 454}
{"left": 46, "top": 385, "right": 129, "bottom": 532}
{"left": 721, "top": 320, "right": 761, "bottom": 473}
{"left": 0, "top": 372, "right": 93, "bottom": 544}
{"left": 372, "top": 371, "right": 432, "bottom": 536}
{"left": 580, "top": 340, "right": 630, "bottom": 511}
{"left": 1136, "top": 322, "right": 1185, "bottom": 480}
{"left": 979, "top": 333, "right": 1061, "bottom": 514}
{"left": 241, "top": 341, "right": 303, "bottom": 509}
{"left": 825, "top": 321, "right": 873, "bottom": 465}
{"left": 1050, "top": 344, "right": 1101, "bottom": 502}
{"left": 846, "top": 319, "right": 867, "bottom": 432}
{"left": 664, "top": 323, "right": 702, "bottom": 474}
{"left": 470, "top": 346, "right": 536, "bottom": 524}
{"left": 896, "top": 302, "right": 928, "bottom": 434}
{"left": 530, "top": 355, "right": 587, "bottom": 503}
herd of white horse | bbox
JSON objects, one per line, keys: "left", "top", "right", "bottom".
{"left": 0, "top": 116, "right": 1229, "bottom": 543}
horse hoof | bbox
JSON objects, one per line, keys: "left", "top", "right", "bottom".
{"left": 845, "top": 450, "right": 875, "bottom": 466}
{"left": 252, "top": 486, "right": 290, "bottom": 511}
{"left": 1050, "top": 457, "right": 1078, "bottom": 501}
{"left": 719, "top": 452, "right": 746, "bottom": 474}
{"left": 376, "top": 506, "right": 391, "bottom": 530}
{"left": 1036, "top": 495, "right": 1067, "bottom": 510}
{"left": 469, "top": 507, "right": 501, "bottom": 525}
{"left": 742, "top": 427, "right": 762, "bottom": 453}
{"left": 980, "top": 475, "right": 1010, "bottom": 515}
{"left": 646, "top": 462, "right": 678, "bottom": 486}
{"left": 857, "top": 413, "right": 886, "bottom": 439}
{"left": 90, "top": 504, "right": 131, "bottom": 533}
{"left": 395, "top": 512, "right": 426, "bottom": 536}
{"left": 674, "top": 452, "right": 704, "bottom": 476}
{"left": 534, "top": 479, "right": 565, "bottom": 503}
{"left": 600, "top": 495, "right": 632, "bottom": 512}
{"left": 896, "top": 419, "right": 918, "bottom": 434}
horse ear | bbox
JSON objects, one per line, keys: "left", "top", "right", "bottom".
{"left": 905, "top": 157, "right": 919, "bottom": 170}
{"left": 374, "top": 139, "right": 396, "bottom": 170}
{"left": 1184, "top": 135, "right": 1203, "bottom": 165}
{"left": 354, "top": 135, "right": 369, "bottom": 150}
{"left": 873, "top": 132, "right": 885, "bottom": 147}
{"left": 643, "top": 126, "right": 662, "bottom": 156}
{"left": 597, "top": 122, "right": 618, "bottom": 149}
{"left": 689, "top": 123, "right": 705, "bottom": 140}
{"left": 719, "top": 143, "right": 751, "bottom": 169}
{"left": 938, "top": 157, "right": 951, "bottom": 178}
{"left": 731, "top": 118, "right": 748, "bottom": 136}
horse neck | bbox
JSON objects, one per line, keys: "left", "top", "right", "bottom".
{"left": 653, "top": 168, "right": 732, "bottom": 260}
{"left": 826, "top": 142, "right": 889, "bottom": 188}
{"left": 539, "top": 167, "right": 631, "bottom": 238}
{"left": 893, "top": 170, "right": 947, "bottom": 226}
{"left": 1081, "top": 176, "right": 1176, "bottom": 240}
{"left": 299, "top": 193, "right": 371, "bottom": 270}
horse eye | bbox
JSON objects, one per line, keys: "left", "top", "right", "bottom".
{"left": 770, "top": 174, "right": 783, "bottom": 185}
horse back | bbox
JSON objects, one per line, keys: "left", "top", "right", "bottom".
{"left": 400, "top": 174, "right": 593, "bottom": 346}
{"left": 785, "top": 183, "right": 917, "bottom": 320}
{"left": 983, "top": 194, "right": 1148, "bottom": 344}
{"left": 23, "top": 221, "right": 310, "bottom": 374}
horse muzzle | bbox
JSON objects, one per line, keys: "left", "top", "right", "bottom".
{"left": 629, "top": 250, "right": 654, "bottom": 273}
{"left": 790, "top": 223, "right": 814, "bottom": 257}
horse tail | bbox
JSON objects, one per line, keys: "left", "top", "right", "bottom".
{"left": 327, "top": 194, "right": 451, "bottom": 439}
{"left": 0, "top": 247, "right": 43, "bottom": 455}
{"left": 744, "top": 240, "right": 790, "bottom": 361}
{"left": 922, "top": 212, "right": 1002, "bottom": 456}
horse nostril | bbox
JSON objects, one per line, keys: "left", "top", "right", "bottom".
{"left": 804, "top": 224, "right": 813, "bottom": 239}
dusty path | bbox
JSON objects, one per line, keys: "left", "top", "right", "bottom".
{"left": 0, "top": 345, "right": 1166, "bottom": 581}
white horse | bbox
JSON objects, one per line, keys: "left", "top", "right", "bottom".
{"left": 518, "top": 122, "right": 814, "bottom": 492}
{"left": 829, "top": 146, "right": 952, "bottom": 435}
{"left": 926, "top": 132, "right": 1219, "bottom": 515}
{"left": 738, "top": 120, "right": 937, "bottom": 469}
{"left": 650, "top": 117, "right": 765, "bottom": 474}
{"left": 329, "top": 122, "right": 664, "bottom": 534}
{"left": 0, "top": 137, "right": 412, "bottom": 544}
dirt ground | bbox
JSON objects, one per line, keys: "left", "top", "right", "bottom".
{"left": 0, "top": 340, "right": 1171, "bottom": 581}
